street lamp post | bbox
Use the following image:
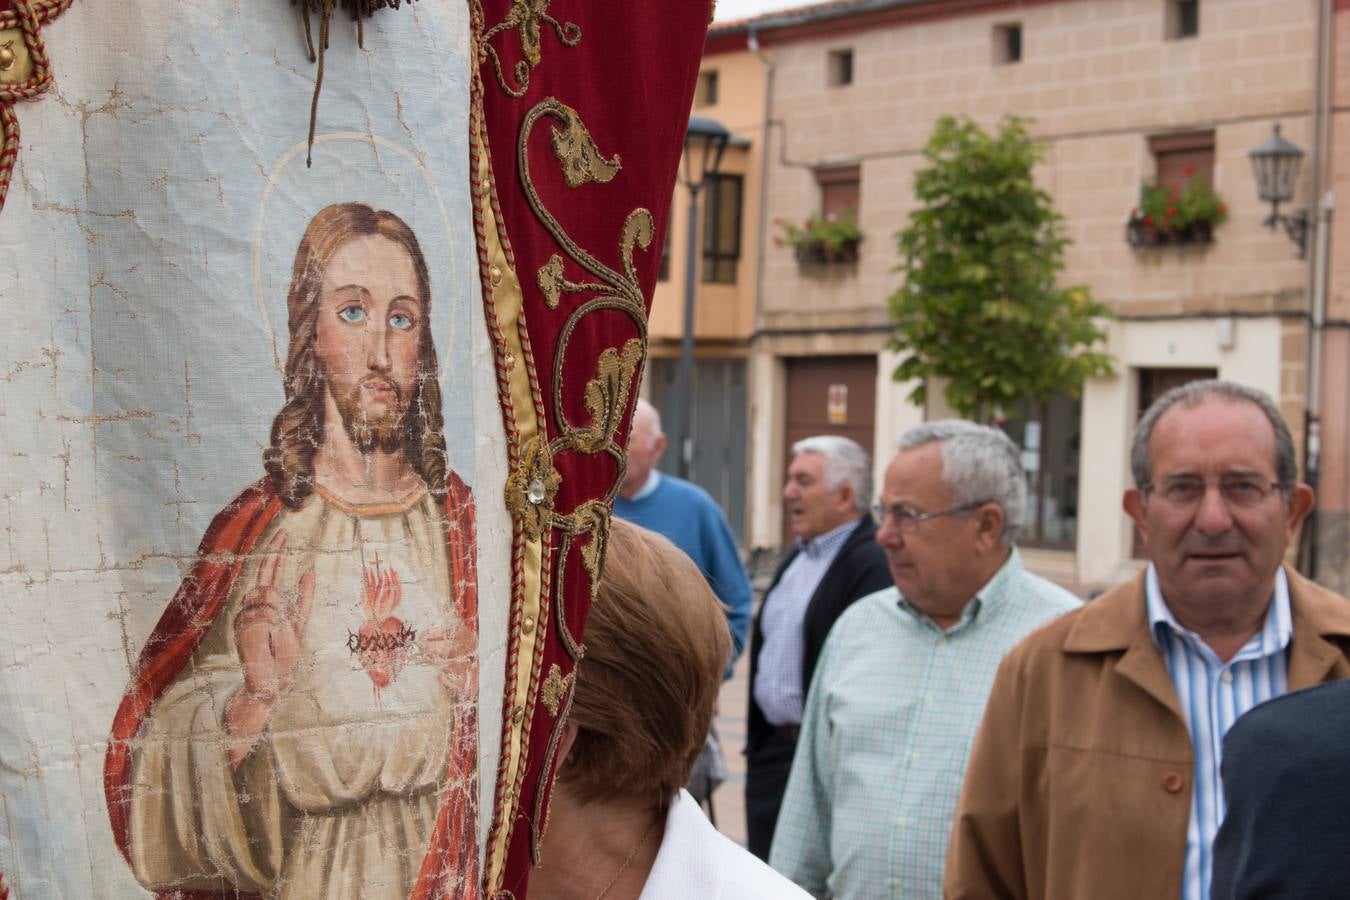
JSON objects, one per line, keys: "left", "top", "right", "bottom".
{"left": 1249, "top": 123, "right": 1310, "bottom": 258}
{"left": 671, "top": 115, "right": 729, "bottom": 480}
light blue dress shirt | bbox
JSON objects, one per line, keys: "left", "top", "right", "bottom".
{"left": 753, "top": 519, "right": 857, "bottom": 727}
{"left": 1146, "top": 564, "right": 1291, "bottom": 900}
{"left": 769, "top": 549, "right": 1079, "bottom": 899}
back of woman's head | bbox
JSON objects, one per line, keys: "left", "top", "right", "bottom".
{"left": 562, "top": 518, "right": 732, "bottom": 812}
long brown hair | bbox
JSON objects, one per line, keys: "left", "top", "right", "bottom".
{"left": 264, "top": 202, "right": 448, "bottom": 507}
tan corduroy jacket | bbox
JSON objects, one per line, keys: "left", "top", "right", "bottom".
{"left": 943, "top": 567, "right": 1350, "bottom": 900}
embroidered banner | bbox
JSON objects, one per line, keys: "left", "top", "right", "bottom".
{"left": 0, "top": 1, "right": 710, "bottom": 897}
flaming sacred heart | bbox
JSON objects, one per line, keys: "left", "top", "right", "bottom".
{"left": 348, "top": 554, "right": 416, "bottom": 692}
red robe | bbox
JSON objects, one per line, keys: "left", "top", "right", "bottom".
{"left": 103, "top": 473, "right": 479, "bottom": 900}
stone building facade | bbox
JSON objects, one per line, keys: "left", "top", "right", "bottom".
{"left": 662, "top": 0, "right": 1347, "bottom": 589}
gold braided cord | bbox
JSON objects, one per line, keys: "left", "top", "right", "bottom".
{"left": 0, "top": 104, "right": 17, "bottom": 209}
{"left": 0, "top": 0, "right": 72, "bottom": 215}
{"left": 0, "top": 0, "right": 68, "bottom": 30}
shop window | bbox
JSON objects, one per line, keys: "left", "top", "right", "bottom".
{"left": 993, "top": 23, "right": 1023, "bottom": 65}
{"left": 1003, "top": 393, "right": 1081, "bottom": 548}
{"left": 702, "top": 173, "right": 742, "bottom": 284}
{"left": 827, "top": 48, "right": 854, "bottom": 87}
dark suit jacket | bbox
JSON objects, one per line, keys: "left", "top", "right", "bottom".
{"left": 1212, "top": 678, "right": 1350, "bottom": 900}
{"left": 746, "top": 515, "right": 892, "bottom": 756}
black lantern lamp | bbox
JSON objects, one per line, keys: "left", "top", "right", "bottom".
{"left": 668, "top": 115, "right": 730, "bottom": 479}
{"left": 1249, "top": 123, "right": 1310, "bottom": 258}
{"left": 680, "top": 116, "right": 731, "bottom": 192}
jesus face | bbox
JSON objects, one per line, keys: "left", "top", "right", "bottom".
{"left": 314, "top": 233, "right": 425, "bottom": 453}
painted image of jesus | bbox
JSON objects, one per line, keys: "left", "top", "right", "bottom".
{"left": 104, "top": 202, "right": 481, "bottom": 899}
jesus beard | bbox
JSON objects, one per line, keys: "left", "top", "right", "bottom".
{"left": 330, "top": 375, "right": 411, "bottom": 454}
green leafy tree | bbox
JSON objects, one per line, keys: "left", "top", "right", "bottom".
{"left": 888, "top": 116, "right": 1114, "bottom": 420}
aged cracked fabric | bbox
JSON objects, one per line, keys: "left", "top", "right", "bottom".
{"left": 0, "top": 0, "right": 711, "bottom": 896}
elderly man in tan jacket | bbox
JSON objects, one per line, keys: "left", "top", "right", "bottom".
{"left": 944, "top": 380, "right": 1350, "bottom": 900}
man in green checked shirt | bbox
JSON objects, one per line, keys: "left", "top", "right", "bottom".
{"left": 768, "top": 420, "right": 1079, "bottom": 900}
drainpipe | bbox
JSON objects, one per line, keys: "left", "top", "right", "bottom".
{"left": 747, "top": 23, "right": 776, "bottom": 551}
{"left": 1302, "top": 0, "right": 1334, "bottom": 578}
{"left": 749, "top": 23, "right": 775, "bottom": 339}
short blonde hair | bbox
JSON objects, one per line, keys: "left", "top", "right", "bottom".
{"left": 561, "top": 518, "right": 731, "bottom": 811}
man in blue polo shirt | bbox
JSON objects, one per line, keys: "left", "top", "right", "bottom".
{"left": 614, "top": 399, "right": 751, "bottom": 661}
{"left": 614, "top": 399, "right": 753, "bottom": 817}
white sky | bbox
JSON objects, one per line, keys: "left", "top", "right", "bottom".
{"left": 713, "top": 0, "right": 808, "bottom": 23}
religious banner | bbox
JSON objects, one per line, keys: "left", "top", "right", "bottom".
{"left": 0, "top": 1, "right": 710, "bottom": 897}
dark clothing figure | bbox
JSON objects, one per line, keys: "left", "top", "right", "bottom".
{"left": 1212, "top": 679, "right": 1350, "bottom": 900}
{"left": 744, "top": 515, "right": 891, "bottom": 859}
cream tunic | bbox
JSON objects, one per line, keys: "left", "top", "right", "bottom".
{"left": 127, "top": 486, "right": 467, "bottom": 899}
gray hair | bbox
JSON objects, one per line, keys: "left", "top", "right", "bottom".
{"left": 897, "top": 420, "right": 1026, "bottom": 545}
{"left": 791, "top": 435, "right": 873, "bottom": 513}
{"left": 1130, "top": 379, "right": 1297, "bottom": 491}
{"left": 633, "top": 398, "right": 664, "bottom": 438}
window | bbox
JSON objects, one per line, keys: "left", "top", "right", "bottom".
{"left": 695, "top": 70, "right": 718, "bottom": 107}
{"left": 658, "top": 206, "right": 671, "bottom": 281}
{"left": 817, "top": 165, "right": 860, "bottom": 222}
{"left": 993, "top": 23, "right": 1023, "bottom": 65}
{"left": 702, "top": 173, "right": 742, "bottom": 284}
{"left": 1150, "top": 130, "right": 1215, "bottom": 195}
{"left": 827, "top": 48, "right": 854, "bottom": 87}
{"left": 1165, "top": 0, "right": 1199, "bottom": 40}
{"left": 1002, "top": 393, "right": 1080, "bottom": 548}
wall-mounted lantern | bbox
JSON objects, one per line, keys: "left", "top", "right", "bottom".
{"left": 1248, "top": 123, "right": 1309, "bottom": 258}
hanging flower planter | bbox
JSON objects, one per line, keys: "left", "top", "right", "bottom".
{"left": 793, "top": 237, "right": 861, "bottom": 264}
{"left": 775, "top": 211, "right": 864, "bottom": 266}
{"left": 1126, "top": 169, "right": 1227, "bottom": 249}
{"left": 1126, "top": 218, "right": 1215, "bottom": 247}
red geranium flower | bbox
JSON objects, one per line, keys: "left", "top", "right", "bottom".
{"left": 1184, "top": 164, "right": 1195, "bottom": 177}
{"left": 1144, "top": 215, "right": 1154, "bottom": 225}
{"left": 1167, "top": 207, "right": 1178, "bottom": 218}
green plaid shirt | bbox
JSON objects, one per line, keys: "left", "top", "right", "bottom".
{"left": 768, "top": 549, "right": 1079, "bottom": 900}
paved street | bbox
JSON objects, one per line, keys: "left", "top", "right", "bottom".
{"left": 709, "top": 638, "right": 752, "bottom": 846}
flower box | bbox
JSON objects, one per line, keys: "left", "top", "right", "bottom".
{"left": 794, "top": 238, "right": 861, "bottom": 265}
{"left": 776, "top": 211, "right": 864, "bottom": 266}
{"left": 1125, "top": 219, "right": 1213, "bottom": 247}
{"left": 1126, "top": 169, "right": 1227, "bottom": 250}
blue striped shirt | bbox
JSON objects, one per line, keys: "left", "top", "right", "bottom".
{"left": 754, "top": 519, "right": 858, "bottom": 726}
{"left": 1146, "top": 565, "right": 1291, "bottom": 900}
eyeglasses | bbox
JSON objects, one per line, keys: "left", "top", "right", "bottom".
{"left": 871, "top": 500, "right": 988, "bottom": 532}
{"left": 1143, "top": 476, "right": 1286, "bottom": 510}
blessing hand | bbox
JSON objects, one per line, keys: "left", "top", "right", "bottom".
{"left": 423, "top": 620, "right": 477, "bottom": 699}
{"left": 225, "top": 530, "right": 314, "bottom": 766}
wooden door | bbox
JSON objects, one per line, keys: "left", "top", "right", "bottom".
{"left": 781, "top": 355, "right": 877, "bottom": 544}
{"left": 1132, "top": 367, "right": 1218, "bottom": 557}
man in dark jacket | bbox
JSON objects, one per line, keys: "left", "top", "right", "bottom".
{"left": 745, "top": 435, "right": 891, "bottom": 859}
{"left": 1212, "top": 678, "right": 1350, "bottom": 900}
